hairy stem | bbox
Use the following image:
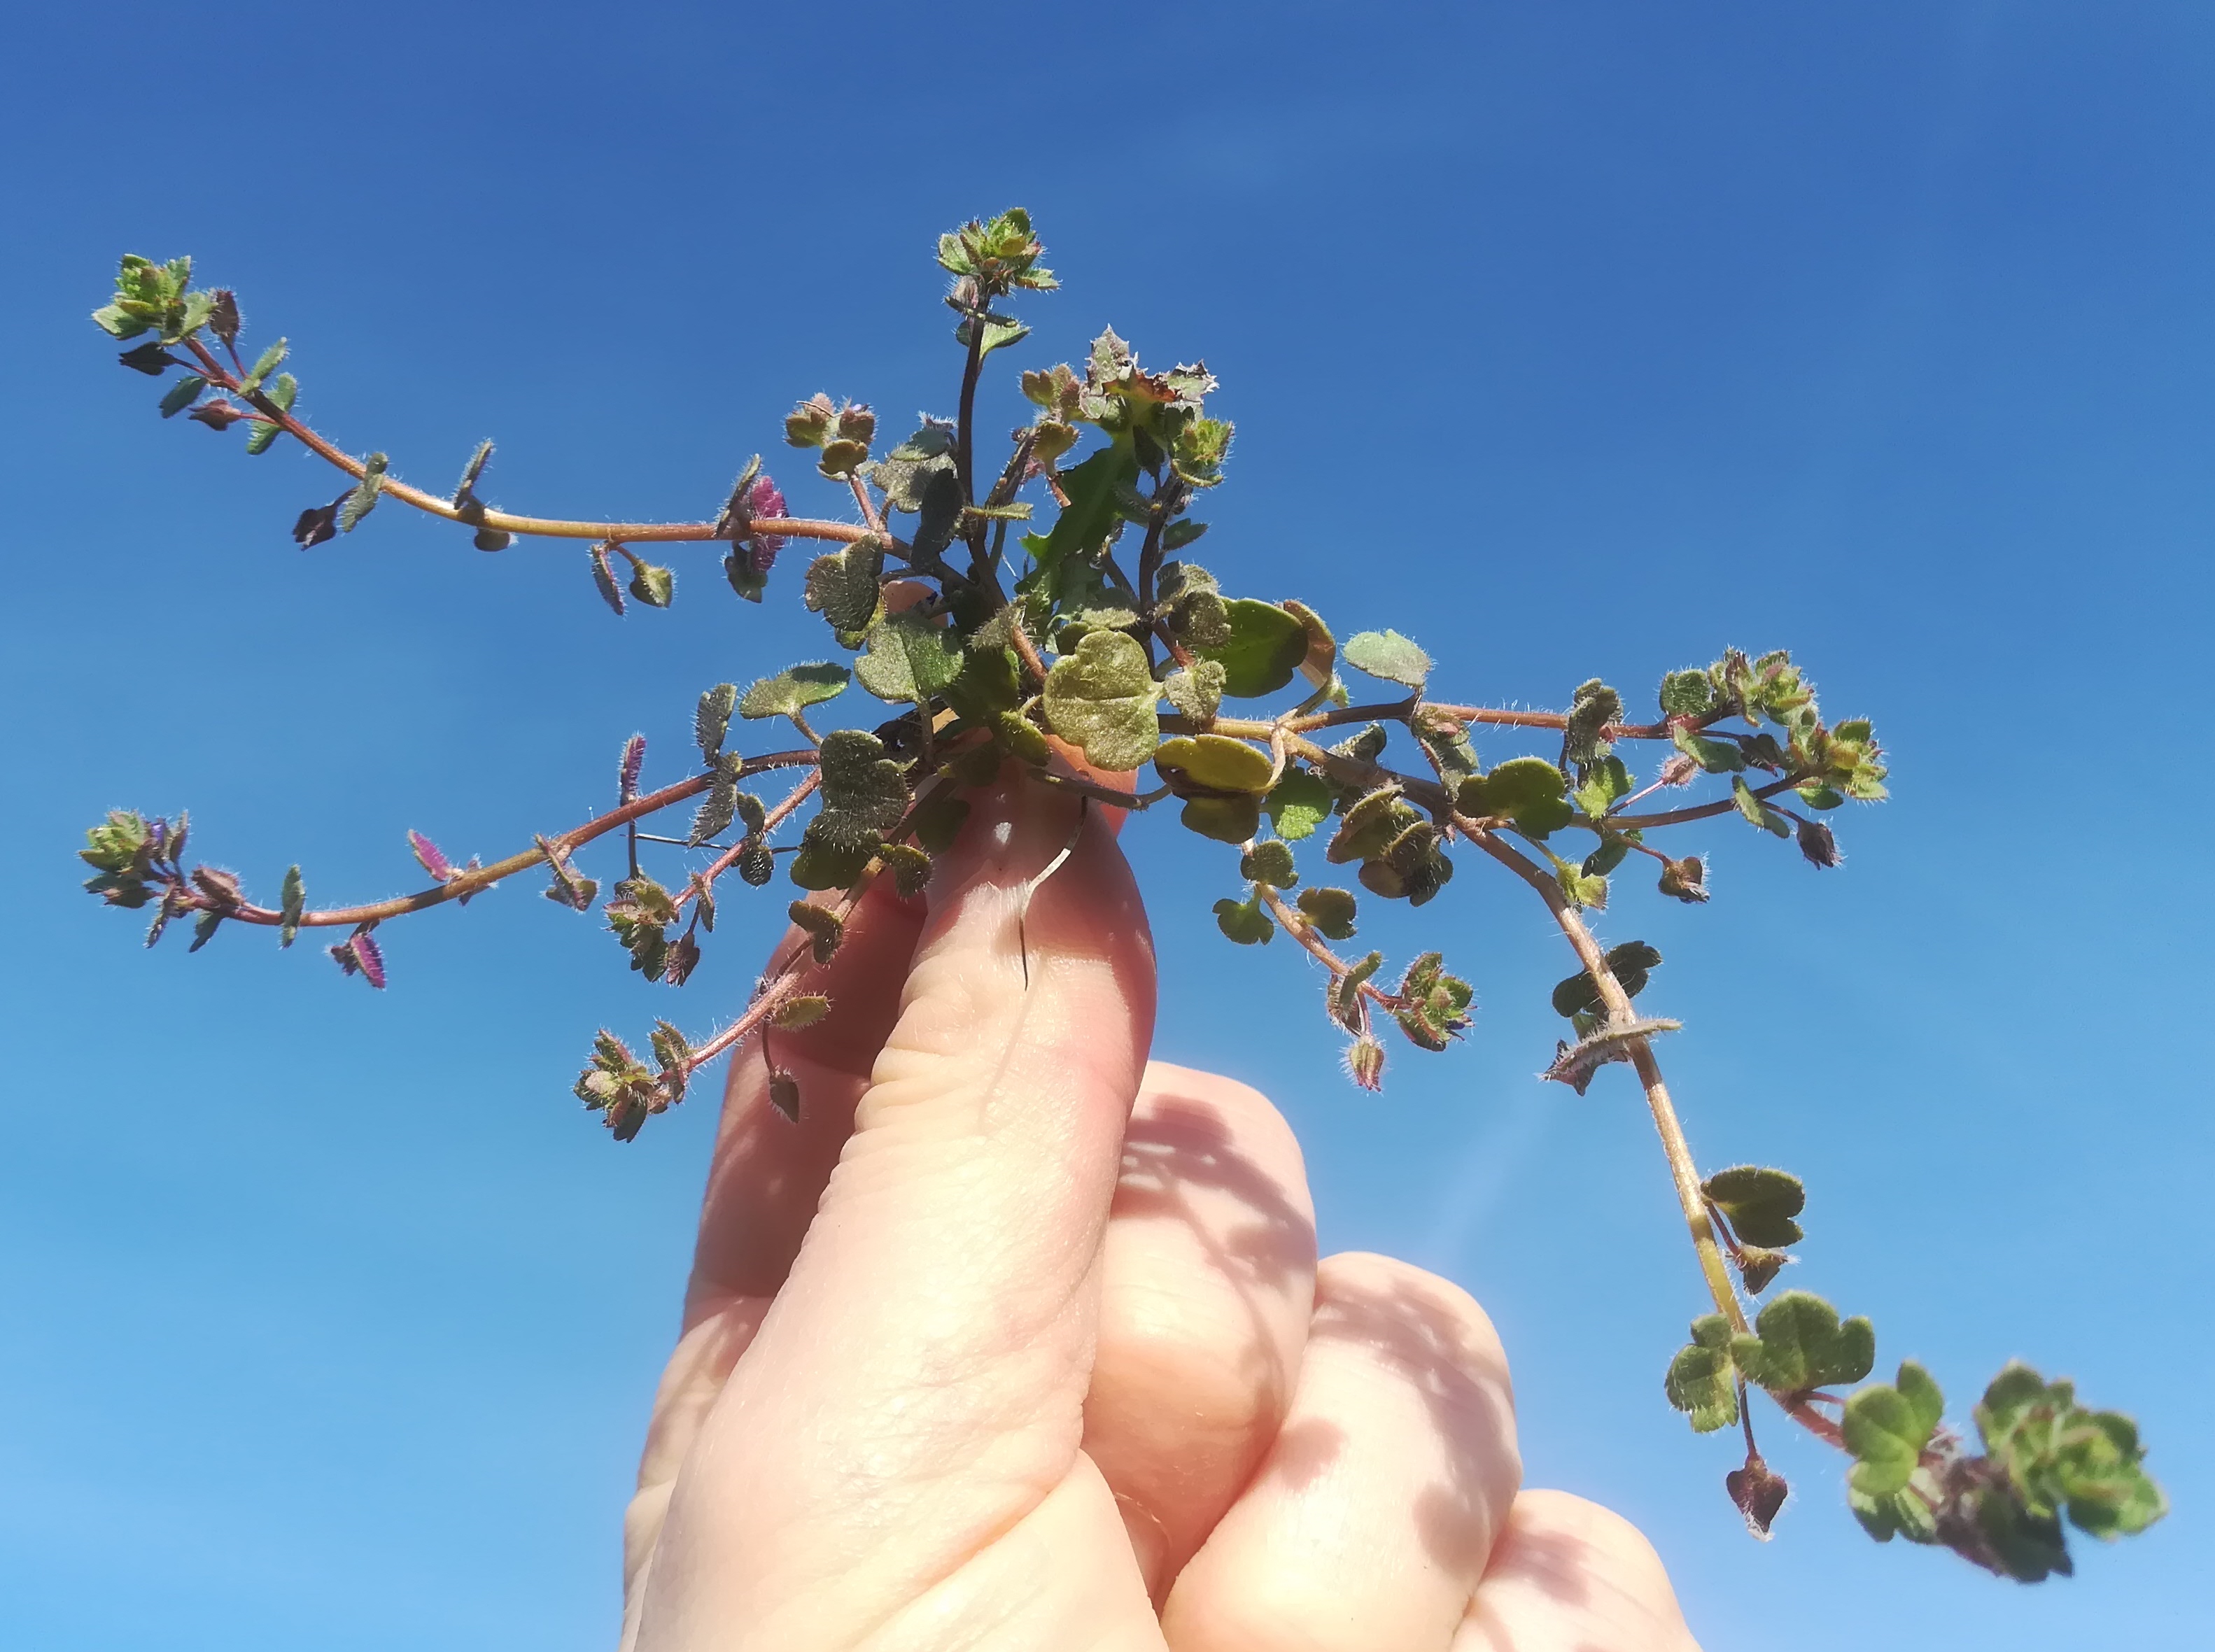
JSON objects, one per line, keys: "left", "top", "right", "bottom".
{"left": 184, "top": 339, "right": 871, "bottom": 548}
{"left": 220, "top": 750, "right": 818, "bottom": 929}
{"left": 1462, "top": 822, "right": 1748, "bottom": 1334}
{"left": 672, "top": 771, "right": 821, "bottom": 916}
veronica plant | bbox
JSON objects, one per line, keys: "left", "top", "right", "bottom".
{"left": 80, "top": 217, "right": 2163, "bottom": 1579}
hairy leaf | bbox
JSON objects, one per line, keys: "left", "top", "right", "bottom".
{"left": 1041, "top": 631, "right": 1160, "bottom": 770}
{"left": 1730, "top": 1291, "right": 1874, "bottom": 1392}
{"left": 739, "top": 663, "right": 851, "bottom": 721}
{"left": 1342, "top": 629, "right": 1432, "bottom": 690}
{"left": 1666, "top": 1315, "right": 1741, "bottom": 1433}
{"left": 1845, "top": 1362, "right": 1946, "bottom": 1497}
{"left": 1702, "top": 1165, "right": 1806, "bottom": 1247}
{"left": 1193, "top": 599, "right": 1308, "bottom": 699}
{"left": 857, "top": 610, "right": 966, "bottom": 703}
{"left": 1155, "top": 733, "right": 1274, "bottom": 795}
{"left": 1265, "top": 770, "right": 1334, "bottom": 842}
{"left": 1297, "top": 885, "right": 1358, "bottom": 940}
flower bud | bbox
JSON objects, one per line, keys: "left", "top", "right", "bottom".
{"left": 1344, "top": 1036, "right": 1386, "bottom": 1091}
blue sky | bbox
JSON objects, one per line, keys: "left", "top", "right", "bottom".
{"left": 3, "top": 2, "right": 2209, "bottom": 1646}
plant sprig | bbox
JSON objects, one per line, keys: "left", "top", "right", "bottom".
{"left": 81, "top": 214, "right": 2163, "bottom": 1577}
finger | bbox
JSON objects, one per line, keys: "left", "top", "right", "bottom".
{"left": 639, "top": 771, "right": 1157, "bottom": 1642}
{"left": 685, "top": 874, "right": 929, "bottom": 1314}
{"left": 1160, "top": 1252, "right": 1521, "bottom": 1652}
{"left": 1083, "top": 1063, "right": 1318, "bottom": 1599}
{"left": 622, "top": 874, "right": 928, "bottom": 1623}
{"left": 1453, "top": 1490, "right": 1701, "bottom": 1652}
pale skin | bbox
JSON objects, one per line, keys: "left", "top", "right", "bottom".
{"left": 620, "top": 772, "right": 1703, "bottom": 1652}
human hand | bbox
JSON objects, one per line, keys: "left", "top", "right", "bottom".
{"left": 619, "top": 772, "right": 1701, "bottom": 1651}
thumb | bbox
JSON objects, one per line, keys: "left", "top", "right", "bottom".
{"left": 641, "top": 769, "right": 1156, "bottom": 1642}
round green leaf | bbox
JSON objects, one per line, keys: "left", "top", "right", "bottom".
{"left": 1193, "top": 598, "right": 1307, "bottom": 698}
{"left": 1155, "top": 733, "right": 1274, "bottom": 795}
{"left": 1342, "top": 628, "right": 1432, "bottom": 690}
{"left": 1041, "top": 631, "right": 1161, "bottom": 770}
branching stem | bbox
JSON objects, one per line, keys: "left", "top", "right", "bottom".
{"left": 217, "top": 750, "right": 817, "bottom": 929}
{"left": 1461, "top": 821, "right": 1748, "bottom": 1334}
{"left": 183, "top": 339, "right": 871, "bottom": 548}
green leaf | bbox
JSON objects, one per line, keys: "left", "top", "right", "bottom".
{"left": 1572, "top": 756, "right": 1633, "bottom": 817}
{"left": 1582, "top": 833, "right": 1632, "bottom": 877}
{"left": 1161, "top": 659, "right": 1227, "bottom": 723}
{"left": 92, "top": 302, "right": 152, "bottom": 339}
{"left": 815, "top": 728, "right": 911, "bottom": 837}
{"left": 1041, "top": 631, "right": 1160, "bottom": 770}
{"left": 1032, "top": 444, "right": 1138, "bottom": 602}
{"left": 1412, "top": 710, "right": 1477, "bottom": 786}
{"left": 1213, "top": 893, "right": 1274, "bottom": 945}
{"left": 244, "top": 373, "right": 296, "bottom": 455}
{"left": 955, "top": 312, "right": 1030, "bottom": 355}
{"left": 773, "top": 994, "right": 833, "bottom": 1030}
{"left": 1659, "top": 669, "right": 1716, "bottom": 716}
{"left": 1732, "top": 776, "right": 1792, "bottom": 838}
{"left": 879, "top": 842, "right": 934, "bottom": 898}
{"left": 1393, "top": 951, "right": 1472, "bottom": 1049}
{"left": 164, "top": 288, "right": 217, "bottom": 344}
{"left": 1296, "top": 885, "right": 1358, "bottom": 940}
{"left": 690, "top": 771, "right": 745, "bottom": 845}
{"left": 1265, "top": 770, "right": 1334, "bottom": 842}
{"left": 1729, "top": 1290, "right": 1874, "bottom": 1392}
{"left": 1193, "top": 599, "right": 1308, "bottom": 699}
{"left": 1665, "top": 1315, "right": 1741, "bottom": 1433}
{"left": 1701, "top": 1165, "right": 1806, "bottom": 1247}
{"left": 856, "top": 611, "right": 966, "bottom": 704}
{"left": 695, "top": 684, "right": 737, "bottom": 761}
{"left": 1181, "top": 795, "right": 1263, "bottom": 843}
{"left": 1341, "top": 629, "right": 1431, "bottom": 690}
{"left": 1549, "top": 940, "right": 1661, "bottom": 1017}
{"left": 1555, "top": 863, "right": 1608, "bottom": 909}
{"left": 738, "top": 663, "right": 850, "bottom": 721}
{"left": 787, "top": 901, "right": 845, "bottom": 965}
{"left": 239, "top": 339, "right": 288, "bottom": 395}
{"left": 913, "top": 468, "right": 964, "bottom": 564}
{"left": 1332, "top": 950, "right": 1384, "bottom": 1031}
{"left": 1562, "top": 679, "right": 1622, "bottom": 775}
{"left": 817, "top": 437, "right": 871, "bottom": 478}
{"left": 1844, "top": 1361, "right": 1946, "bottom": 1497}
{"left": 338, "top": 454, "right": 388, "bottom": 534}
{"left": 1155, "top": 562, "right": 1230, "bottom": 650}
{"left": 158, "top": 374, "right": 206, "bottom": 417}
{"left": 1327, "top": 786, "right": 1412, "bottom": 865}
{"left": 1974, "top": 1364, "right": 2168, "bottom": 1540}
{"left": 1849, "top": 1481, "right": 1940, "bottom": 1546}
{"left": 1155, "top": 733, "right": 1274, "bottom": 795}
{"left": 789, "top": 840, "right": 873, "bottom": 891}
{"left": 628, "top": 560, "right": 675, "bottom": 608}
{"left": 1456, "top": 758, "right": 1574, "bottom": 837}
{"left": 1240, "top": 839, "right": 1297, "bottom": 887}
{"left": 278, "top": 865, "right": 304, "bottom": 948}
{"left": 1672, "top": 723, "right": 1745, "bottom": 773}
{"left": 802, "top": 540, "right": 885, "bottom": 633}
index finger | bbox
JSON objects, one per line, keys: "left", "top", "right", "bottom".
{"left": 683, "top": 873, "right": 929, "bottom": 1321}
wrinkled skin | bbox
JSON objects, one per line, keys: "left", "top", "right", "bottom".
{"left": 621, "top": 774, "right": 1701, "bottom": 1652}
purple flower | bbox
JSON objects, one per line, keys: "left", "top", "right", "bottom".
{"left": 743, "top": 474, "right": 788, "bottom": 570}
{"left": 408, "top": 830, "right": 454, "bottom": 882}
{"left": 330, "top": 925, "right": 388, "bottom": 989}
